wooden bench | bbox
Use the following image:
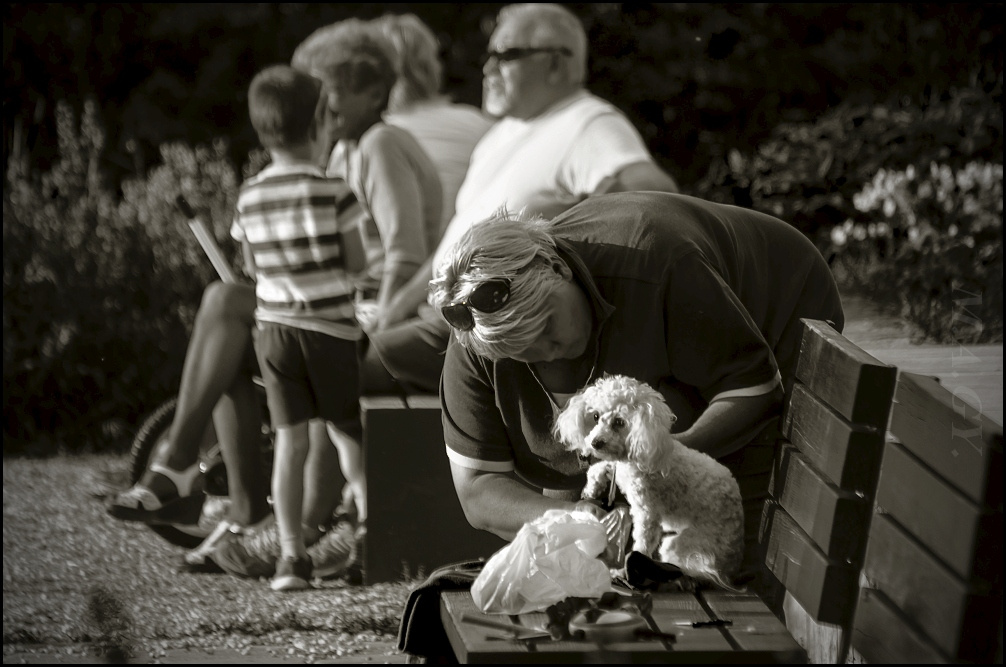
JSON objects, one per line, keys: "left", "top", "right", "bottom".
{"left": 760, "top": 319, "right": 1004, "bottom": 663}
{"left": 362, "top": 394, "right": 506, "bottom": 584}
{"left": 759, "top": 318, "right": 898, "bottom": 663}
{"left": 374, "top": 318, "right": 1002, "bottom": 663}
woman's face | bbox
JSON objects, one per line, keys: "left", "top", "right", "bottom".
{"left": 511, "top": 280, "right": 593, "bottom": 364}
{"left": 322, "top": 79, "right": 379, "bottom": 143}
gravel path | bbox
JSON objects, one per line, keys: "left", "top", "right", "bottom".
{"left": 2, "top": 454, "right": 413, "bottom": 664}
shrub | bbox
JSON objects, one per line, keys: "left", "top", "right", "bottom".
{"left": 4, "top": 100, "right": 241, "bottom": 455}
{"left": 693, "top": 85, "right": 1003, "bottom": 344}
{"left": 830, "top": 162, "right": 1003, "bottom": 344}
{"left": 694, "top": 86, "right": 1003, "bottom": 241}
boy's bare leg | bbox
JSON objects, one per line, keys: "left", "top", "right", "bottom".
{"left": 271, "top": 420, "right": 311, "bottom": 562}
{"left": 302, "top": 420, "right": 346, "bottom": 541}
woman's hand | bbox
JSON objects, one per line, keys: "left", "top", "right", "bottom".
{"left": 572, "top": 498, "right": 607, "bottom": 521}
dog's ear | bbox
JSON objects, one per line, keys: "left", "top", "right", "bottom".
{"left": 553, "top": 391, "right": 591, "bottom": 452}
{"left": 626, "top": 402, "right": 666, "bottom": 470}
{"left": 626, "top": 389, "right": 677, "bottom": 470}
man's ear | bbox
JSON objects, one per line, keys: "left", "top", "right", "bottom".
{"left": 545, "top": 51, "right": 566, "bottom": 84}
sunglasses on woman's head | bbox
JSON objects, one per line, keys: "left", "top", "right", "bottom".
{"left": 440, "top": 279, "right": 512, "bottom": 331}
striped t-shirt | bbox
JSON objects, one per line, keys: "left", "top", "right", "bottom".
{"left": 231, "top": 162, "right": 365, "bottom": 341}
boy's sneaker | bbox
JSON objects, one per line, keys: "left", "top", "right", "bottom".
{"left": 213, "top": 517, "right": 280, "bottom": 579}
{"left": 307, "top": 521, "right": 355, "bottom": 579}
{"left": 270, "top": 555, "right": 313, "bottom": 592}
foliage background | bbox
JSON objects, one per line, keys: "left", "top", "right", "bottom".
{"left": 4, "top": 3, "right": 1003, "bottom": 454}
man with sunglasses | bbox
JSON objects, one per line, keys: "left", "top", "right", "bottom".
{"left": 429, "top": 192, "right": 845, "bottom": 591}
{"left": 376, "top": 2, "right": 679, "bottom": 345}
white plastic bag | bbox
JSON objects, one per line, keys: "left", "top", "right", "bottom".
{"left": 470, "top": 509, "right": 613, "bottom": 615}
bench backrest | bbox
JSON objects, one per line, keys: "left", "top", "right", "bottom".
{"left": 849, "top": 371, "right": 1003, "bottom": 663}
{"left": 759, "top": 318, "right": 897, "bottom": 663}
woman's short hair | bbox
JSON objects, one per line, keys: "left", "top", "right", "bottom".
{"left": 247, "top": 65, "right": 322, "bottom": 150}
{"left": 373, "top": 13, "right": 443, "bottom": 113}
{"left": 429, "top": 209, "right": 573, "bottom": 360}
{"left": 291, "top": 18, "right": 396, "bottom": 109}
{"left": 497, "top": 3, "right": 588, "bottom": 84}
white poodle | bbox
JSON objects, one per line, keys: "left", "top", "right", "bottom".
{"left": 553, "top": 374, "right": 744, "bottom": 590}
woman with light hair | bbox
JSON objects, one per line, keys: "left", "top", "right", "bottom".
{"left": 373, "top": 13, "right": 494, "bottom": 229}
{"left": 429, "top": 190, "right": 845, "bottom": 591}
{"left": 290, "top": 18, "right": 443, "bottom": 333}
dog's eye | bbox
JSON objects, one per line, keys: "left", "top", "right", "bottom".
{"left": 612, "top": 417, "right": 626, "bottom": 429}
{"left": 591, "top": 411, "right": 599, "bottom": 423}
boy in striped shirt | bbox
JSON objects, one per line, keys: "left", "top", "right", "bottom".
{"left": 231, "top": 64, "right": 367, "bottom": 591}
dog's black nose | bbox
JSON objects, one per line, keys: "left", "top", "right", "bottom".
{"left": 592, "top": 438, "right": 606, "bottom": 450}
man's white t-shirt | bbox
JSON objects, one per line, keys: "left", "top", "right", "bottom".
{"left": 432, "top": 89, "right": 654, "bottom": 271}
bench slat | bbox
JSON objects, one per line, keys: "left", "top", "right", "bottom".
{"left": 783, "top": 381, "right": 886, "bottom": 494}
{"left": 770, "top": 443, "right": 871, "bottom": 563}
{"left": 760, "top": 502, "right": 858, "bottom": 625}
{"left": 860, "top": 513, "right": 1001, "bottom": 661}
{"left": 889, "top": 372, "right": 1003, "bottom": 507}
{"left": 850, "top": 587, "right": 951, "bottom": 664}
{"left": 794, "top": 319, "right": 898, "bottom": 429}
{"left": 874, "top": 439, "right": 1003, "bottom": 582}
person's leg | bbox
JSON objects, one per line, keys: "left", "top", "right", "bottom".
{"left": 270, "top": 420, "right": 313, "bottom": 591}
{"left": 213, "top": 419, "right": 349, "bottom": 579}
{"left": 326, "top": 425, "right": 367, "bottom": 523}
{"left": 110, "top": 282, "right": 257, "bottom": 519}
{"left": 165, "top": 281, "right": 257, "bottom": 471}
{"left": 213, "top": 371, "right": 271, "bottom": 527}
{"left": 360, "top": 314, "right": 450, "bottom": 396}
{"left": 302, "top": 420, "right": 346, "bottom": 533}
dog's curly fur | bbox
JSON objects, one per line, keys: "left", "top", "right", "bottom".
{"left": 553, "top": 374, "right": 744, "bottom": 590}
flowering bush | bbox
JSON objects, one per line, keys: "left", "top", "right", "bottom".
{"left": 829, "top": 161, "right": 1003, "bottom": 343}
{"left": 694, "top": 86, "right": 1003, "bottom": 240}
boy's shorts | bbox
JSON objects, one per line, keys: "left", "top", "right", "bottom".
{"left": 255, "top": 322, "right": 360, "bottom": 436}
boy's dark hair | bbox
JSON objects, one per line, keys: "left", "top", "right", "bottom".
{"left": 248, "top": 65, "right": 322, "bottom": 150}
{"left": 291, "top": 19, "right": 397, "bottom": 113}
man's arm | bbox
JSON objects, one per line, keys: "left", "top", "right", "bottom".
{"left": 594, "top": 160, "right": 680, "bottom": 195}
{"left": 450, "top": 463, "right": 605, "bottom": 541}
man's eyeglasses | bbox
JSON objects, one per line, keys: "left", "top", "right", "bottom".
{"left": 440, "top": 279, "right": 512, "bottom": 331}
{"left": 483, "top": 46, "right": 572, "bottom": 66}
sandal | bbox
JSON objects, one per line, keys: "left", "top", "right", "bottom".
{"left": 106, "top": 462, "right": 202, "bottom": 524}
